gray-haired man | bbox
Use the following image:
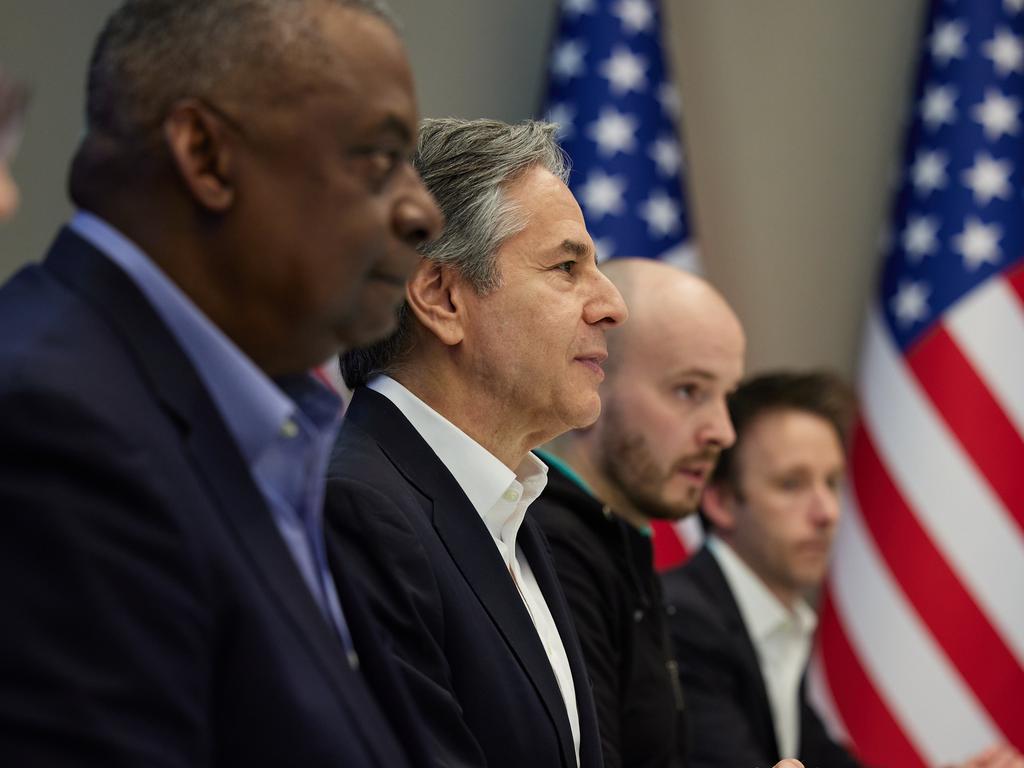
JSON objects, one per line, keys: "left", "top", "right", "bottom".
{"left": 326, "top": 117, "right": 627, "bottom": 768}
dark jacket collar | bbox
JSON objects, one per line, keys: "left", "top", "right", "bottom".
{"left": 43, "top": 227, "right": 385, "bottom": 750}
{"left": 686, "top": 545, "right": 780, "bottom": 757}
{"left": 342, "top": 387, "right": 597, "bottom": 768}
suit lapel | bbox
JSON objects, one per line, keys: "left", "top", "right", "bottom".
{"left": 519, "top": 518, "right": 600, "bottom": 768}
{"left": 44, "top": 230, "right": 390, "bottom": 758}
{"left": 691, "top": 546, "right": 781, "bottom": 760}
{"left": 346, "top": 388, "right": 579, "bottom": 766}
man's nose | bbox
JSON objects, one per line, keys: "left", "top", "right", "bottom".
{"left": 586, "top": 268, "right": 629, "bottom": 328}
{"left": 395, "top": 165, "right": 444, "bottom": 248}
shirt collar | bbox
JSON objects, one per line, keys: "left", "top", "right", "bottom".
{"left": 69, "top": 211, "right": 310, "bottom": 464}
{"left": 536, "top": 449, "right": 596, "bottom": 497}
{"left": 367, "top": 375, "right": 548, "bottom": 539}
{"left": 707, "top": 535, "right": 817, "bottom": 642}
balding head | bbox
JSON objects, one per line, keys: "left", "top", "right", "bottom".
{"left": 553, "top": 257, "right": 746, "bottom": 528}
{"left": 600, "top": 258, "right": 743, "bottom": 382}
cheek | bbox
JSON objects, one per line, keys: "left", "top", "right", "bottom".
{"left": 748, "top": 501, "right": 795, "bottom": 547}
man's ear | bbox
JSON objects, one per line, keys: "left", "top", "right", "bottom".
{"left": 162, "top": 99, "right": 236, "bottom": 212}
{"left": 406, "top": 260, "right": 466, "bottom": 347}
{"left": 701, "top": 482, "right": 738, "bottom": 534}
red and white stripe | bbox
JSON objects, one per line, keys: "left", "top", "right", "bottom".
{"left": 651, "top": 515, "right": 701, "bottom": 572}
{"left": 812, "top": 264, "right": 1024, "bottom": 766}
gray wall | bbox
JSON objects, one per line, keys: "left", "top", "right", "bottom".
{"left": 0, "top": 0, "right": 926, "bottom": 377}
{"left": 0, "top": 0, "right": 121, "bottom": 273}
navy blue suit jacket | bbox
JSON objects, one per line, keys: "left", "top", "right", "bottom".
{"left": 325, "top": 387, "right": 602, "bottom": 768}
{"left": 0, "top": 229, "right": 431, "bottom": 767}
{"left": 661, "top": 547, "right": 862, "bottom": 768}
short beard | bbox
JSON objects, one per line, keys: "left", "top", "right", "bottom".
{"left": 596, "top": 397, "right": 708, "bottom": 521}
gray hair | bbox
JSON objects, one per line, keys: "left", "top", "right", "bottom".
{"left": 82, "top": 0, "right": 396, "bottom": 150}
{"left": 339, "top": 117, "right": 569, "bottom": 388}
{"left": 414, "top": 117, "right": 568, "bottom": 292}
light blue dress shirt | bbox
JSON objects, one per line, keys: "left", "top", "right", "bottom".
{"left": 69, "top": 212, "right": 357, "bottom": 666}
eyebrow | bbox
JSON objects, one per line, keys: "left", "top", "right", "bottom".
{"left": 559, "top": 239, "right": 593, "bottom": 258}
{"left": 668, "top": 368, "right": 717, "bottom": 381}
{"left": 376, "top": 115, "right": 414, "bottom": 145}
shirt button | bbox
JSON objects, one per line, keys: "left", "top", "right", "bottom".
{"left": 280, "top": 420, "right": 299, "bottom": 438}
{"left": 503, "top": 489, "right": 520, "bottom": 502}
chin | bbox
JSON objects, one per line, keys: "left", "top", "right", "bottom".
{"left": 641, "top": 492, "right": 700, "bottom": 521}
{"left": 339, "top": 314, "right": 400, "bottom": 350}
{"left": 569, "top": 398, "right": 602, "bottom": 429}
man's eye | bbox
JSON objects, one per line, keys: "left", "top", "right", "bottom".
{"left": 354, "top": 148, "right": 406, "bottom": 185}
{"left": 675, "top": 384, "right": 699, "bottom": 400}
{"left": 555, "top": 261, "right": 576, "bottom": 274}
{"left": 371, "top": 150, "right": 403, "bottom": 176}
{"left": 777, "top": 476, "right": 804, "bottom": 491}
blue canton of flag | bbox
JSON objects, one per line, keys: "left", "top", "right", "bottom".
{"left": 541, "top": 0, "right": 697, "bottom": 270}
{"left": 882, "top": 0, "right": 1024, "bottom": 350}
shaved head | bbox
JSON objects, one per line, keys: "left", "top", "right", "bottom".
{"left": 600, "top": 258, "right": 742, "bottom": 381}
{"left": 554, "top": 257, "right": 746, "bottom": 528}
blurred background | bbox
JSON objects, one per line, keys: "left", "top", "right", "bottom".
{"left": 0, "top": 0, "right": 927, "bottom": 376}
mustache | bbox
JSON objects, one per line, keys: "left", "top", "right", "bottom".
{"left": 673, "top": 449, "right": 722, "bottom": 470}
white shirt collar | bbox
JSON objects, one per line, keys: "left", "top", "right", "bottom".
{"left": 365, "top": 376, "right": 573, "bottom": 762}
{"left": 366, "top": 375, "right": 548, "bottom": 543}
{"left": 708, "top": 535, "right": 816, "bottom": 759}
{"left": 707, "top": 535, "right": 817, "bottom": 643}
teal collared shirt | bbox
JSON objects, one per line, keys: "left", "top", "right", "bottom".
{"left": 535, "top": 450, "right": 653, "bottom": 537}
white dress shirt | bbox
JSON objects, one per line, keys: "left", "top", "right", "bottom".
{"left": 368, "top": 375, "right": 581, "bottom": 764}
{"left": 707, "top": 535, "right": 817, "bottom": 760}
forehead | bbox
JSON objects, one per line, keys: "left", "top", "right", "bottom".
{"left": 739, "top": 409, "right": 845, "bottom": 472}
{"left": 289, "top": 6, "right": 416, "bottom": 135}
{"left": 498, "top": 166, "right": 591, "bottom": 254}
{"left": 632, "top": 298, "right": 745, "bottom": 384}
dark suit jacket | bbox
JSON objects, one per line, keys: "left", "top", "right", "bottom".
{"left": 531, "top": 461, "right": 687, "bottom": 768}
{"left": 325, "top": 387, "right": 602, "bottom": 768}
{"left": 661, "top": 546, "right": 862, "bottom": 768}
{"left": 0, "top": 228, "right": 431, "bottom": 767}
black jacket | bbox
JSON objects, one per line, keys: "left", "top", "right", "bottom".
{"left": 324, "top": 388, "right": 602, "bottom": 768}
{"left": 531, "top": 458, "right": 688, "bottom": 768}
{"left": 662, "top": 546, "right": 863, "bottom": 768}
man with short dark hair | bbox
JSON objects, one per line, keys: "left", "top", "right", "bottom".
{"left": 326, "top": 117, "right": 625, "bottom": 768}
{"left": 662, "top": 371, "right": 856, "bottom": 768}
{"left": 662, "top": 372, "right": 1022, "bottom": 768}
{"left": 0, "top": 1, "right": 442, "bottom": 765}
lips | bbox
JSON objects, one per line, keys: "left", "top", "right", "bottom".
{"left": 574, "top": 352, "right": 607, "bottom": 377}
{"left": 796, "top": 539, "right": 833, "bottom": 557}
{"left": 674, "top": 451, "right": 720, "bottom": 480}
{"left": 678, "top": 465, "right": 710, "bottom": 480}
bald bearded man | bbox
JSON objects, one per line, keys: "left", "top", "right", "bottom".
{"left": 531, "top": 259, "right": 797, "bottom": 768}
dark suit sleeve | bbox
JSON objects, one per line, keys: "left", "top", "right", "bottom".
{"left": 325, "top": 477, "right": 488, "bottom": 768}
{"left": 0, "top": 388, "right": 212, "bottom": 767}
{"left": 667, "top": 584, "right": 776, "bottom": 768}
{"left": 541, "top": 521, "right": 626, "bottom": 768}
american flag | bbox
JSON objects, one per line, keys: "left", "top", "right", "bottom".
{"left": 810, "top": 1, "right": 1024, "bottom": 764}
{"left": 541, "top": 0, "right": 701, "bottom": 570}
{"left": 541, "top": 0, "right": 697, "bottom": 272}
